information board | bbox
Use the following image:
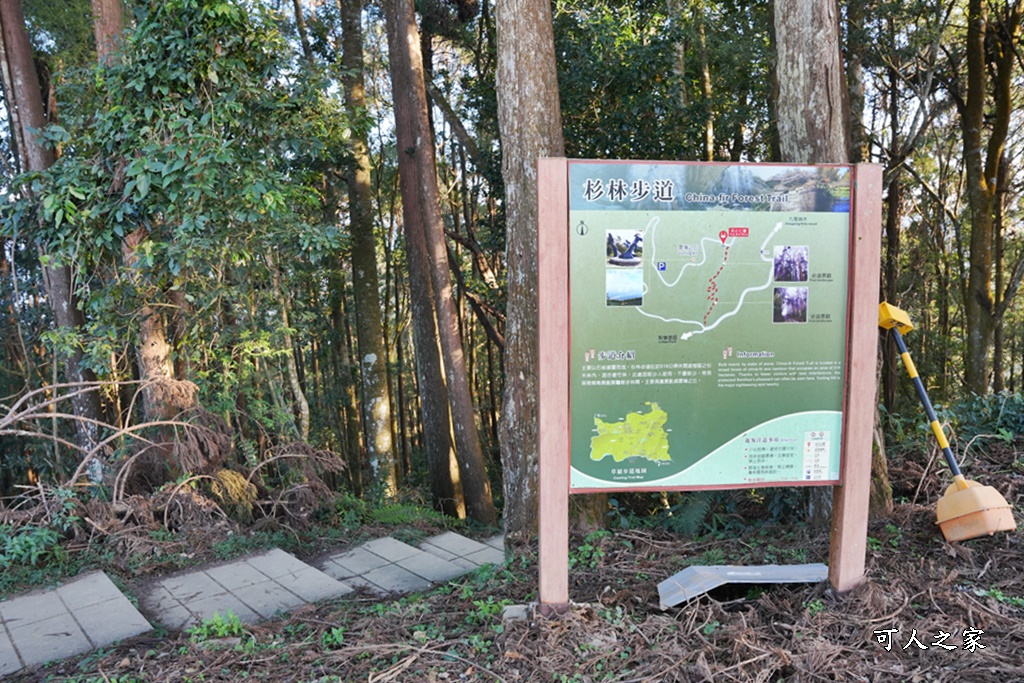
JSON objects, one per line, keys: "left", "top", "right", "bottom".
{"left": 568, "top": 161, "right": 853, "bottom": 491}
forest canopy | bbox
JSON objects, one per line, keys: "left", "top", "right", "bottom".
{"left": 0, "top": 0, "right": 1022, "bottom": 540}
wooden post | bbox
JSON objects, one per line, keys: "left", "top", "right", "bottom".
{"left": 537, "top": 157, "right": 570, "bottom": 610}
{"left": 829, "top": 163, "right": 883, "bottom": 592}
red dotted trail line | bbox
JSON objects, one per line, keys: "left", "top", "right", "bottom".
{"left": 704, "top": 246, "right": 730, "bottom": 324}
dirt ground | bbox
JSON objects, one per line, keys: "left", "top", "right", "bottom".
{"left": 7, "top": 458, "right": 1024, "bottom": 683}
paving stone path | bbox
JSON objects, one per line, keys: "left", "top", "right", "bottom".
{"left": 0, "top": 531, "right": 504, "bottom": 678}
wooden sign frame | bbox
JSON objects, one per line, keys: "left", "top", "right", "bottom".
{"left": 537, "top": 159, "right": 883, "bottom": 607}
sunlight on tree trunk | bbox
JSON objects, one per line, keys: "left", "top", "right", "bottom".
{"left": 383, "top": 0, "right": 496, "bottom": 525}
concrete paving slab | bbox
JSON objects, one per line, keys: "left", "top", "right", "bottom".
{"left": 0, "top": 628, "right": 22, "bottom": 676}
{"left": 484, "top": 535, "right": 505, "bottom": 552}
{"left": 280, "top": 567, "right": 354, "bottom": 603}
{"left": 421, "top": 532, "right": 505, "bottom": 568}
{"left": 160, "top": 571, "right": 229, "bottom": 604}
{"left": 322, "top": 546, "right": 391, "bottom": 579}
{"left": 244, "top": 548, "right": 313, "bottom": 579}
{"left": 0, "top": 571, "right": 151, "bottom": 675}
{"left": 141, "top": 549, "right": 351, "bottom": 631}
{"left": 0, "top": 589, "right": 67, "bottom": 627}
{"left": 205, "top": 561, "right": 269, "bottom": 591}
{"left": 358, "top": 563, "right": 432, "bottom": 595}
{"left": 69, "top": 604, "right": 152, "bottom": 648}
{"left": 360, "top": 537, "right": 420, "bottom": 562}
{"left": 9, "top": 613, "right": 92, "bottom": 668}
{"left": 187, "top": 594, "right": 260, "bottom": 625}
{"left": 393, "top": 550, "right": 467, "bottom": 583}
{"left": 56, "top": 571, "right": 123, "bottom": 611}
{"left": 320, "top": 536, "right": 468, "bottom": 591}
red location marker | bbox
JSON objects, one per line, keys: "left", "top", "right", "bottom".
{"left": 719, "top": 230, "right": 728, "bottom": 244}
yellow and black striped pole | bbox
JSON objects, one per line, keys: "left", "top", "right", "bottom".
{"left": 880, "top": 302, "right": 1015, "bottom": 540}
{"left": 879, "top": 302, "right": 968, "bottom": 490}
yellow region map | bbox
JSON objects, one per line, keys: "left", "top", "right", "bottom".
{"left": 590, "top": 402, "right": 672, "bottom": 463}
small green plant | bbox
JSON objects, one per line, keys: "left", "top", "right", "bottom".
{"left": 466, "top": 596, "right": 513, "bottom": 626}
{"left": 884, "top": 523, "right": 903, "bottom": 549}
{"left": 702, "top": 620, "right": 720, "bottom": 635}
{"left": 569, "top": 530, "right": 610, "bottom": 569}
{"left": 188, "top": 611, "right": 245, "bottom": 643}
{"left": 804, "top": 598, "right": 827, "bottom": 616}
{"left": 976, "top": 587, "right": 1024, "bottom": 608}
{"left": 320, "top": 626, "right": 346, "bottom": 649}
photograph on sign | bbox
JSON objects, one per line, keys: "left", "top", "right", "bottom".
{"left": 568, "top": 161, "right": 852, "bottom": 491}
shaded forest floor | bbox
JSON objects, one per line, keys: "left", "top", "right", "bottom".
{"left": 5, "top": 449, "right": 1024, "bottom": 683}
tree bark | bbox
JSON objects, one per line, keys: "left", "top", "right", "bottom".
{"left": 960, "top": 0, "right": 1021, "bottom": 395}
{"left": 90, "top": 0, "right": 123, "bottom": 63}
{"left": 340, "top": 0, "right": 399, "bottom": 495}
{"left": 383, "top": 0, "right": 494, "bottom": 524}
{"left": 772, "top": 0, "right": 850, "bottom": 527}
{"left": 0, "top": 0, "right": 104, "bottom": 473}
{"left": 267, "top": 251, "right": 310, "bottom": 441}
{"left": 773, "top": 0, "right": 849, "bottom": 164}
{"left": 495, "top": 0, "right": 568, "bottom": 541}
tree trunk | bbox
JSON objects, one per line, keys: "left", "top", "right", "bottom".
{"left": 384, "top": 0, "right": 493, "bottom": 522}
{"left": 90, "top": 0, "right": 123, "bottom": 63}
{"left": 267, "top": 251, "right": 310, "bottom": 441}
{"left": 961, "top": 0, "right": 1021, "bottom": 394}
{"left": 772, "top": 0, "right": 848, "bottom": 164}
{"left": 495, "top": 0, "right": 568, "bottom": 541}
{"left": 340, "top": 0, "right": 399, "bottom": 495}
{"left": 772, "top": 0, "right": 849, "bottom": 527}
{"left": 0, "top": 0, "right": 104, "bottom": 474}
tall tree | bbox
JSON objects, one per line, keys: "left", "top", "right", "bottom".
{"left": 338, "top": 0, "right": 401, "bottom": 496}
{"left": 496, "top": 0, "right": 566, "bottom": 540}
{"left": 772, "top": 0, "right": 850, "bottom": 525}
{"left": 960, "top": 0, "right": 1022, "bottom": 394}
{"left": 383, "top": 0, "right": 497, "bottom": 525}
{"left": 0, "top": 0, "right": 104, "bottom": 472}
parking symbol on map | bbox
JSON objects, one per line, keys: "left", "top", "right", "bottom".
{"left": 657, "top": 261, "right": 667, "bottom": 271}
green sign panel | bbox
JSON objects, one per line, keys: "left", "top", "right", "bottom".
{"left": 568, "top": 161, "right": 852, "bottom": 491}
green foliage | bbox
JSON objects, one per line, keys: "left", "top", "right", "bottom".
{"left": 976, "top": 587, "right": 1024, "bottom": 609}
{"left": 365, "top": 503, "right": 446, "bottom": 526}
{"left": 0, "top": 524, "right": 62, "bottom": 569}
{"left": 1, "top": 0, "right": 353, "bottom": 447}
{"left": 569, "top": 530, "right": 609, "bottom": 569}
{"left": 188, "top": 611, "right": 246, "bottom": 642}
{"left": 465, "top": 596, "right": 513, "bottom": 627}
{"left": 320, "top": 626, "right": 346, "bottom": 649}
{"left": 553, "top": 0, "right": 773, "bottom": 161}
{"left": 803, "top": 598, "right": 826, "bottom": 617}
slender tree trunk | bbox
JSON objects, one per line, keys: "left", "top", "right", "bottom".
{"left": 267, "top": 251, "right": 310, "bottom": 441}
{"left": 0, "top": 0, "right": 104, "bottom": 473}
{"left": 383, "top": 0, "right": 496, "bottom": 525}
{"left": 340, "top": 0, "right": 399, "bottom": 495}
{"left": 694, "top": 5, "right": 713, "bottom": 161}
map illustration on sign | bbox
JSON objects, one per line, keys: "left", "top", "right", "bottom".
{"left": 590, "top": 402, "right": 671, "bottom": 464}
{"left": 568, "top": 161, "right": 852, "bottom": 491}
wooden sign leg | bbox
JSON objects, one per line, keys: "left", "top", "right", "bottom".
{"left": 538, "top": 157, "right": 570, "bottom": 609}
{"left": 829, "top": 163, "right": 883, "bottom": 593}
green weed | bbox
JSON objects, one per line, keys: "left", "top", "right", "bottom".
{"left": 188, "top": 611, "right": 246, "bottom": 643}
